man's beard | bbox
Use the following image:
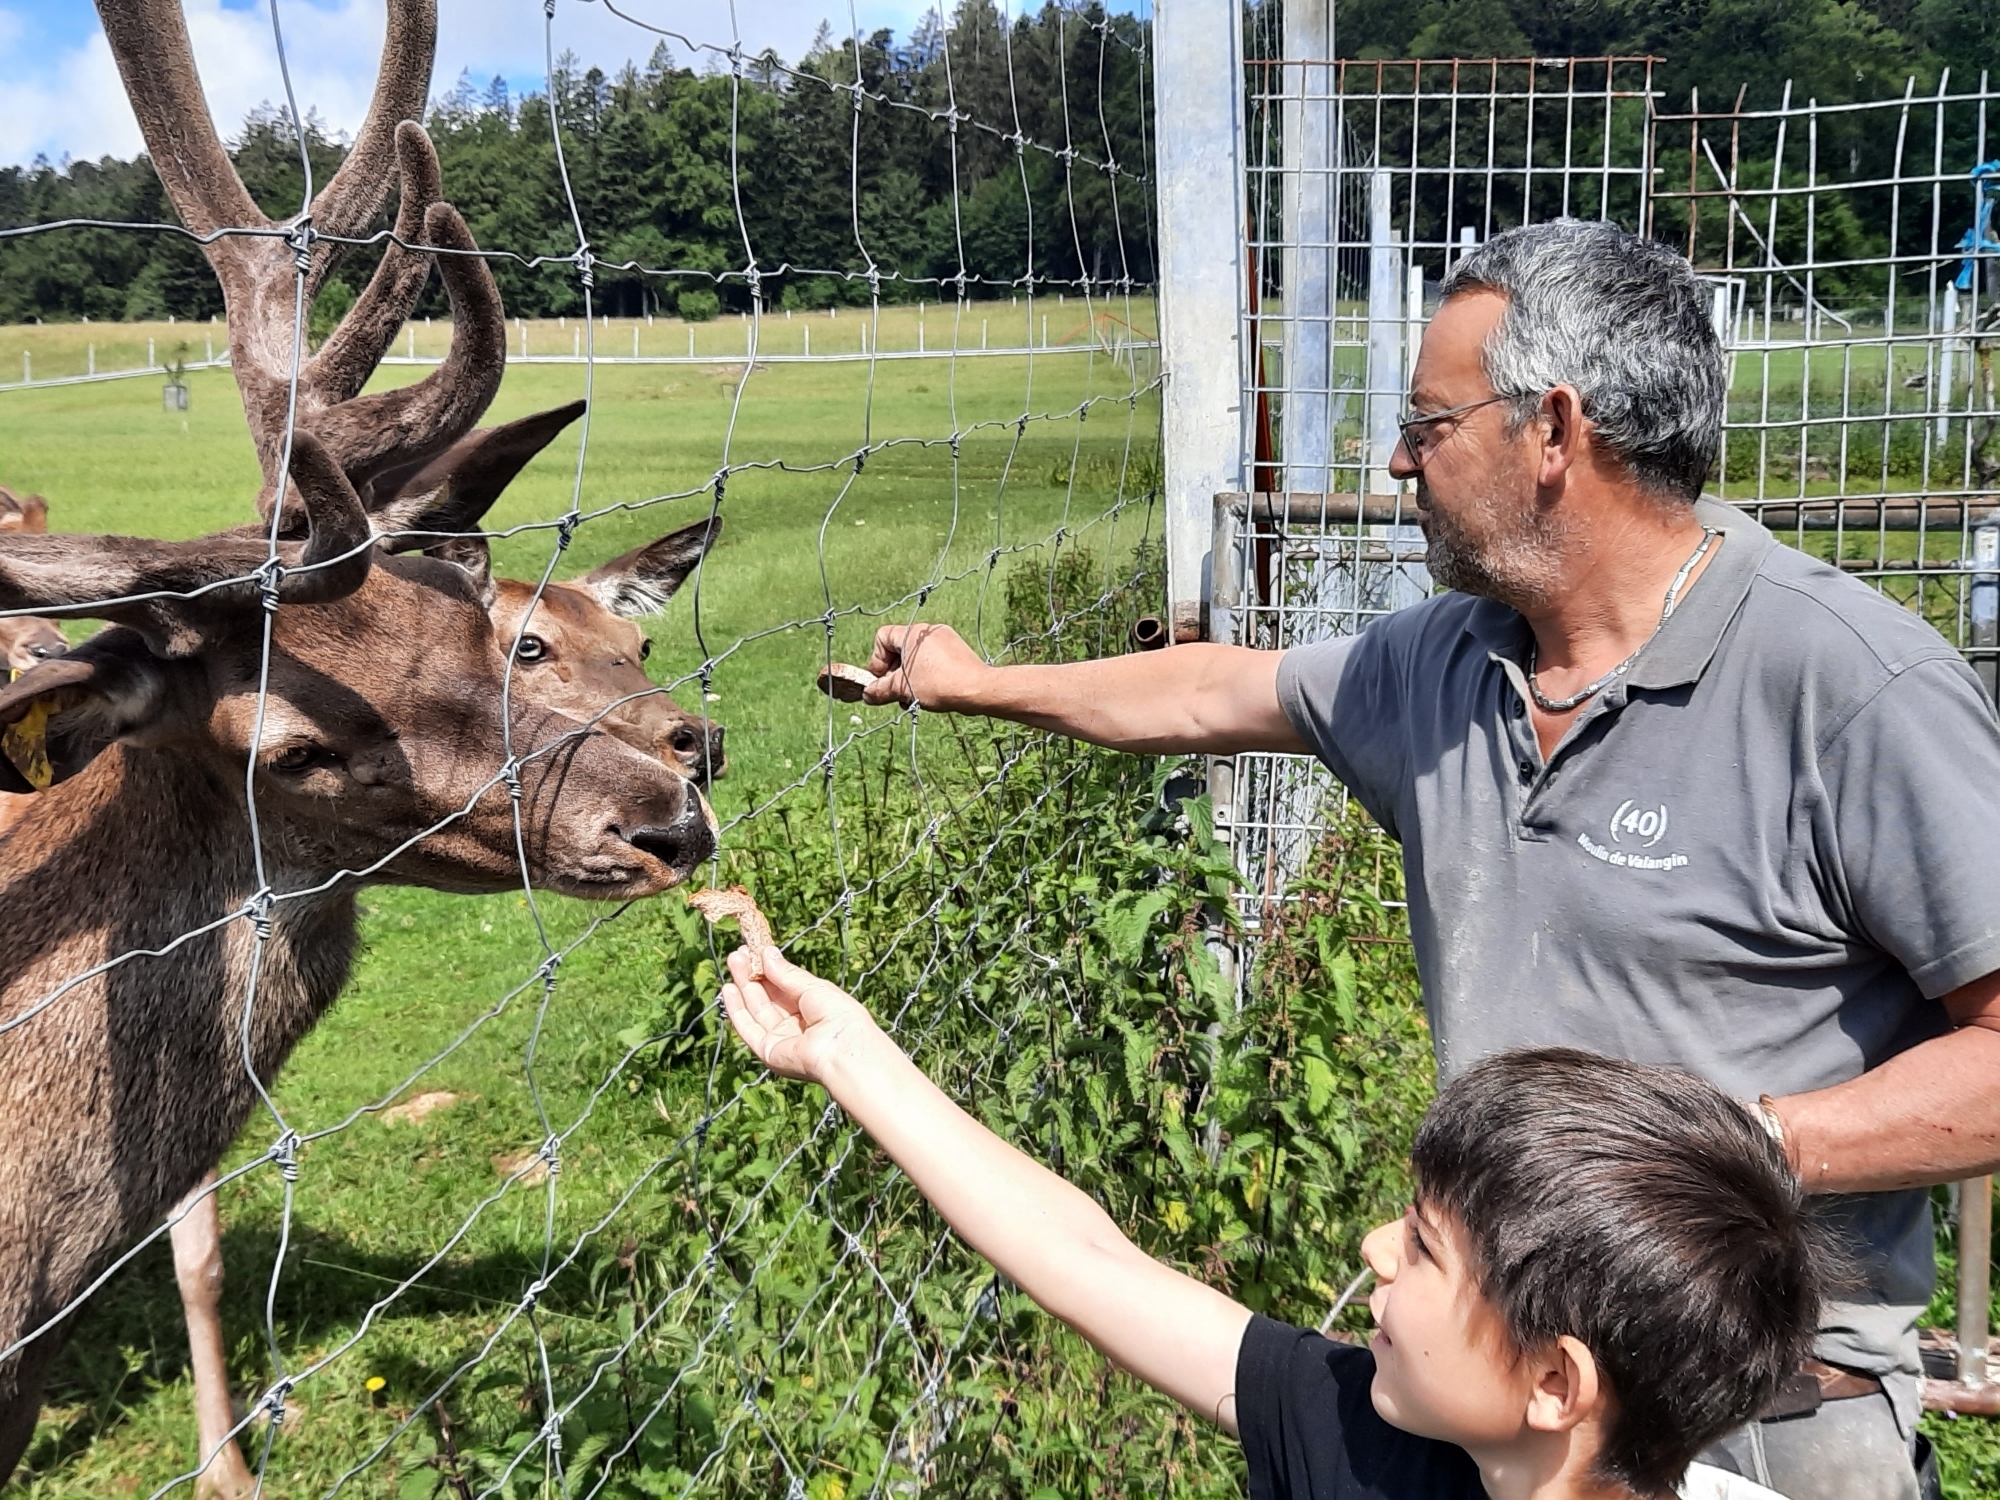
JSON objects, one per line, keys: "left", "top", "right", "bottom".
{"left": 1417, "top": 476, "right": 1570, "bottom": 610}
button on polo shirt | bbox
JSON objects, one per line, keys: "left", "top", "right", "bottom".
{"left": 1277, "top": 497, "right": 2000, "bottom": 1420}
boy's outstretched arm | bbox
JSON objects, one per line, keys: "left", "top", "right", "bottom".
{"left": 721, "top": 946, "right": 1254, "bottom": 1435}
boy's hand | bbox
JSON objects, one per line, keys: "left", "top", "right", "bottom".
{"left": 721, "top": 946, "right": 880, "bottom": 1083}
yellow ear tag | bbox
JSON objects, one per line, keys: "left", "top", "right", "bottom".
{"left": 1, "top": 697, "right": 58, "bottom": 791}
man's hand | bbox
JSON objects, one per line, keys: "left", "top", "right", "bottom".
{"left": 845, "top": 624, "right": 1304, "bottom": 755}
{"left": 863, "top": 623, "right": 988, "bottom": 710}
{"left": 721, "top": 947, "right": 880, "bottom": 1083}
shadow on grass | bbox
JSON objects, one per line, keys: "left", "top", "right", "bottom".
{"left": 21, "top": 1216, "right": 566, "bottom": 1485}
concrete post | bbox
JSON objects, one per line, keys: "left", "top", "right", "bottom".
{"left": 1156, "top": 0, "right": 1246, "bottom": 642}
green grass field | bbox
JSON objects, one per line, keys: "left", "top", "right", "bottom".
{"left": 0, "top": 333, "right": 1165, "bottom": 1497}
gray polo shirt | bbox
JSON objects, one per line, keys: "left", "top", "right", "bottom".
{"left": 1277, "top": 497, "right": 2000, "bottom": 1415}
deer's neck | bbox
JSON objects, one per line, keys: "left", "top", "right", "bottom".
{"left": 0, "top": 744, "right": 359, "bottom": 1231}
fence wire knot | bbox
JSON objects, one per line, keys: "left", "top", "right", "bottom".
{"left": 536, "top": 952, "right": 562, "bottom": 985}
{"left": 284, "top": 219, "right": 315, "bottom": 276}
{"left": 272, "top": 1129, "right": 301, "bottom": 1182}
{"left": 261, "top": 1377, "right": 295, "bottom": 1424}
{"left": 254, "top": 557, "right": 285, "bottom": 613}
{"left": 537, "top": 1135, "right": 563, "bottom": 1176}
{"left": 503, "top": 763, "right": 524, "bottom": 802}
{"left": 555, "top": 512, "right": 580, "bottom": 551}
{"left": 520, "top": 1277, "right": 549, "bottom": 1311}
{"left": 573, "top": 246, "right": 596, "bottom": 289}
{"left": 246, "top": 888, "right": 275, "bottom": 942}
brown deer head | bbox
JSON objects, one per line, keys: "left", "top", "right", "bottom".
{"left": 0, "top": 433, "right": 713, "bottom": 893}
{"left": 362, "top": 404, "right": 729, "bottom": 784}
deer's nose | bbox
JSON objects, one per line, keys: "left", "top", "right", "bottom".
{"left": 668, "top": 723, "right": 727, "bottom": 785}
{"left": 624, "top": 800, "right": 715, "bottom": 873}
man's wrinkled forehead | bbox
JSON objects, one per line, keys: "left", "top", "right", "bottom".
{"left": 1411, "top": 289, "right": 1507, "bottom": 408}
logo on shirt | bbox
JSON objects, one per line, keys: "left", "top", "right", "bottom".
{"left": 1575, "top": 798, "right": 1689, "bottom": 871}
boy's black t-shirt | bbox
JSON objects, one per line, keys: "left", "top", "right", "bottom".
{"left": 1236, "top": 1313, "right": 1486, "bottom": 1500}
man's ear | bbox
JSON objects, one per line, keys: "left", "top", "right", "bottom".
{"left": 0, "top": 630, "right": 172, "bottom": 794}
{"left": 581, "top": 515, "right": 723, "bottom": 619}
{"left": 1523, "top": 1334, "right": 1605, "bottom": 1436}
{"left": 1535, "top": 385, "right": 1587, "bottom": 491}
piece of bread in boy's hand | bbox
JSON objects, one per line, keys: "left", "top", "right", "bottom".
{"left": 817, "top": 663, "right": 876, "bottom": 703}
{"left": 686, "top": 886, "right": 774, "bottom": 977}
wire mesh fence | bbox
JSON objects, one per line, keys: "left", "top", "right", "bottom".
{"left": 0, "top": 2, "right": 1177, "bottom": 1496}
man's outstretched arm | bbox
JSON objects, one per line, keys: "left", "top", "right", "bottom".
{"left": 860, "top": 623, "right": 1308, "bottom": 756}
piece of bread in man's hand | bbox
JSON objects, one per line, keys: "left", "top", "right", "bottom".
{"left": 686, "top": 886, "right": 774, "bottom": 978}
{"left": 816, "top": 663, "right": 877, "bottom": 703}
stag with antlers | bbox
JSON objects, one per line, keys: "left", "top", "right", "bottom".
{"left": 0, "top": 2, "right": 726, "bottom": 1484}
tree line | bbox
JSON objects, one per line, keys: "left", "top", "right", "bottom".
{"left": 0, "top": 0, "right": 1154, "bottom": 325}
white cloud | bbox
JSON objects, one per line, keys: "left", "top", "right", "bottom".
{"left": 0, "top": 0, "right": 951, "bottom": 170}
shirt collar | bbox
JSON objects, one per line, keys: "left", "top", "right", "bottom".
{"left": 1623, "top": 497, "right": 1774, "bottom": 691}
{"left": 1457, "top": 496, "right": 1775, "bottom": 692}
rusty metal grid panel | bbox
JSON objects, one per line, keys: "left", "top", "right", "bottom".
{"left": 1214, "top": 46, "right": 1660, "bottom": 934}
{"left": 1651, "top": 79, "right": 2000, "bottom": 701}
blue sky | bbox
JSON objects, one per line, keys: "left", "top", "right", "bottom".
{"left": 0, "top": 0, "right": 949, "bottom": 168}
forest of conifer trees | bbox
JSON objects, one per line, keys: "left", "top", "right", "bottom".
{"left": 0, "top": 1, "right": 1155, "bottom": 325}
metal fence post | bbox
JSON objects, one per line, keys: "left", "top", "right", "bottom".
{"left": 1155, "top": 0, "right": 1245, "bottom": 644}
{"left": 1973, "top": 519, "right": 1998, "bottom": 705}
{"left": 1960, "top": 1175, "right": 1992, "bottom": 1387}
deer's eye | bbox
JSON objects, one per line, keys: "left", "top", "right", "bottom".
{"left": 271, "top": 744, "right": 319, "bottom": 772}
{"left": 515, "top": 636, "right": 548, "bottom": 664}
{"left": 639, "top": 638, "right": 652, "bottom": 661}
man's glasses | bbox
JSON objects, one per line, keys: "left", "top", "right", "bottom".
{"left": 1395, "top": 394, "right": 1511, "bottom": 464}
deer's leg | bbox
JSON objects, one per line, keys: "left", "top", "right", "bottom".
{"left": 0, "top": 1326, "right": 67, "bottom": 1484}
{"left": 170, "top": 1175, "right": 255, "bottom": 1500}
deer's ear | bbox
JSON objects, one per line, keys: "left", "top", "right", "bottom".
{"left": 369, "top": 400, "right": 588, "bottom": 546}
{"left": 0, "top": 488, "right": 47, "bottom": 534}
{"left": 0, "top": 633, "right": 171, "bottom": 793}
{"left": 581, "top": 516, "right": 723, "bottom": 619}
{"left": 428, "top": 533, "right": 494, "bottom": 609}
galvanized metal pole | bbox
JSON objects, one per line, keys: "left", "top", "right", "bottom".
{"left": 1281, "top": 0, "right": 1333, "bottom": 497}
{"left": 1960, "top": 1174, "right": 1991, "bottom": 1386}
{"left": 1965, "top": 522, "right": 1999, "bottom": 1389}
{"left": 1973, "top": 519, "right": 1998, "bottom": 705}
{"left": 1156, "top": 0, "right": 1246, "bottom": 643}
{"left": 1364, "top": 169, "right": 1401, "bottom": 495}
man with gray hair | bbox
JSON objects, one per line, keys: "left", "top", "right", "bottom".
{"left": 858, "top": 217, "right": 2000, "bottom": 1499}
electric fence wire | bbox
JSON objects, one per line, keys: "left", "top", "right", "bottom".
{"left": 0, "top": 1, "right": 1164, "bottom": 1495}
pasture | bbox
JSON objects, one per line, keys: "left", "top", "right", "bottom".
{"left": 0, "top": 335, "right": 1175, "bottom": 1497}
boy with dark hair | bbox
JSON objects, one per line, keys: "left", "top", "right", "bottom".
{"left": 721, "top": 946, "right": 1827, "bottom": 1500}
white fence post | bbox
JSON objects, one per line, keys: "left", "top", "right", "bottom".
{"left": 1281, "top": 0, "right": 1334, "bottom": 496}
{"left": 1156, "top": 0, "right": 1246, "bottom": 642}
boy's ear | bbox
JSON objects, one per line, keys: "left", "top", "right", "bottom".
{"left": 1523, "top": 1335, "right": 1605, "bottom": 1435}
